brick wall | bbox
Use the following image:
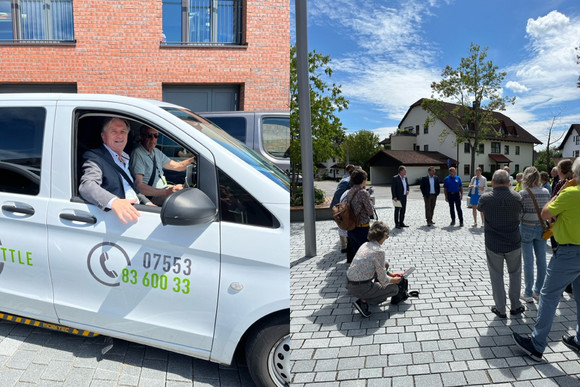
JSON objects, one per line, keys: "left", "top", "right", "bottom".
{"left": 0, "top": 0, "right": 290, "bottom": 111}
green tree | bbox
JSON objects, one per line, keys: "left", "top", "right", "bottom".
{"left": 290, "top": 45, "right": 349, "bottom": 194}
{"left": 422, "top": 43, "right": 515, "bottom": 172}
{"left": 341, "top": 130, "right": 381, "bottom": 173}
{"left": 534, "top": 147, "right": 562, "bottom": 173}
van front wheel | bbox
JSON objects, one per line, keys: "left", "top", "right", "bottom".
{"left": 245, "top": 314, "right": 290, "bottom": 387}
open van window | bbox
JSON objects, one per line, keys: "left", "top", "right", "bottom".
{"left": 162, "top": 107, "right": 289, "bottom": 191}
{"left": 75, "top": 112, "right": 199, "bottom": 205}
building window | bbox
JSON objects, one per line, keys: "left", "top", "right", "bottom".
{"left": 575, "top": 136, "right": 580, "bottom": 145}
{"left": 162, "top": 0, "right": 242, "bottom": 45}
{"left": 478, "top": 164, "right": 484, "bottom": 172}
{"left": 504, "top": 145, "right": 509, "bottom": 155}
{"left": 478, "top": 143, "right": 484, "bottom": 154}
{"left": 464, "top": 164, "right": 470, "bottom": 175}
{"left": 491, "top": 142, "right": 500, "bottom": 153}
{"left": 515, "top": 164, "right": 520, "bottom": 172}
{"left": 423, "top": 124, "right": 428, "bottom": 134}
{"left": 515, "top": 145, "right": 520, "bottom": 155}
{"left": 464, "top": 143, "right": 470, "bottom": 153}
{"left": 415, "top": 125, "right": 419, "bottom": 135}
{"left": 0, "top": 0, "right": 74, "bottom": 43}
{"left": 424, "top": 144, "right": 428, "bottom": 151}
{"left": 574, "top": 150, "right": 580, "bottom": 157}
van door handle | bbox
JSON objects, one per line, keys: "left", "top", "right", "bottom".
{"left": 2, "top": 204, "right": 35, "bottom": 216}
{"left": 59, "top": 213, "right": 97, "bottom": 224}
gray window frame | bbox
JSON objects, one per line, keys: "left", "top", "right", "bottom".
{"left": 0, "top": 0, "right": 75, "bottom": 43}
{"left": 162, "top": 0, "right": 242, "bottom": 46}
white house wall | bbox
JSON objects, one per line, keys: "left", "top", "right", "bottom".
{"left": 561, "top": 133, "right": 580, "bottom": 157}
{"left": 398, "top": 105, "right": 538, "bottom": 180}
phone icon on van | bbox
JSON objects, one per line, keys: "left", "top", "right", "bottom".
{"left": 99, "top": 252, "right": 118, "bottom": 278}
{"left": 87, "top": 242, "right": 130, "bottom": 286}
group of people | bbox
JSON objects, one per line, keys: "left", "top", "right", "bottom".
{"left": 332, "top": 158, "right": 580, "bottom": 363}
{"left": 79, "top": 117, "right": 195, "bottom": 223}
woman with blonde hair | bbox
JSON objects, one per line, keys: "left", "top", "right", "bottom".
{"left": 518, "top": 166, "right": 551, "bottom": 303}
{"left": 468, "top": 167, "right": 486, "bottom": 226}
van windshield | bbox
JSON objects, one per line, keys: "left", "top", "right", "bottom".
{"left": 162, "top": 107, "right": 289, "bottom": 191}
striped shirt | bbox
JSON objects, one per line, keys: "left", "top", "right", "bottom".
{"left": 519, "top": 187, "right": 551, "bottom": 225}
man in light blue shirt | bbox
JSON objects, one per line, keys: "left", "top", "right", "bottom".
{"left": 130, "top": 125, "right": 195, "bottom": 205}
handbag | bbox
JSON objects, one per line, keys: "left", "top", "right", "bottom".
{"left": 526, "top": 188, "right": 553, "bottom": 240}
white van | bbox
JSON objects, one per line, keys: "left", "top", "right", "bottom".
{"left": 0, "top": 94, "right": 290, "bottom": 387}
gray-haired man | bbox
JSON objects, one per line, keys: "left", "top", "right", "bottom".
{"left": 477, "top": 169, "right": 524, "bottom": 318}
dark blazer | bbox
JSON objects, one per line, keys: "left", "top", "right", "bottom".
{"left": 391, "top": 174, "right": 409, "bottom": 200}
{"left": 79, "top": 145, "right": 150, "bottom": 210}
{"left": 420, "top": 174, "right": 441, "bottom": 197}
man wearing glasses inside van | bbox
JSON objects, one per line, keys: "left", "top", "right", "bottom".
{"left": 130, "top": 125, "right": 195, "bottom": 206}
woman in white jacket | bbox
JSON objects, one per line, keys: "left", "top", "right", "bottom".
{"left": 468, "top": 167, "right": 487, "bottom": 227}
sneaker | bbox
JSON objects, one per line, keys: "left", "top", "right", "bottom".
{"left": 472, "top": 223, "right": 477, "bottom": 227}
{"left": 353, "top": 299, "right": 371, "bottom": 318}
{"left": 533, "top": 291, "right": 540, "bottom": 301}
{"left": 513, "top": 333, "right": 543, "bottom": 361}
{"left": 562, "top": 335, "right": 580, "bottom": 352}
{"left": 520, "top": 293, "right": 534, "bottom": 303}
{"left": 450, "top": 220, "right": 456, "bottom": 226}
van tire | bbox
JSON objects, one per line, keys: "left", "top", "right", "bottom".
{"left": 244, "top": 313, "right": 290, "bottom": 387}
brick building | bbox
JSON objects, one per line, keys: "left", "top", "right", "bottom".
{"left": 0, "top": 0, "right": 290, "bottom": 112}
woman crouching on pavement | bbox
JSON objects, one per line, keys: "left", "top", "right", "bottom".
{"left": 346, "top": 221, "right": 402, "bottom": 318}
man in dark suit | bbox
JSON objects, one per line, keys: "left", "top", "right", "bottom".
{"left": 391, "top": 165, "right": 409, "bottom": 228}
{"left": 420, "top": 166, "right": 441, "bottom": 226}
{"left": 79, "top": 117, "right": 151, "bottom": 223}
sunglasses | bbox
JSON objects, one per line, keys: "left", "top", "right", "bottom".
{"left": 145, "top": 133, "right": 159, "bottom": 139}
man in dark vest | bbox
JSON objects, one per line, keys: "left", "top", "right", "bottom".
{"left": 79, "top": 117, "right": 151, "bottom": 223}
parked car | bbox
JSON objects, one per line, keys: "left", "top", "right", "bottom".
{"left": 198, "top": 111, "right": 290, "bottom": 174}
{"left": 0, "top": 94, "right": 290, "bottom": 387}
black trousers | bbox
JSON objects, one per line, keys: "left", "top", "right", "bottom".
{"left": 394, "top": 196, "right": 407, "bottom": 226}
{"left": 447, "top": 192, "right": 463, "bottom": 222}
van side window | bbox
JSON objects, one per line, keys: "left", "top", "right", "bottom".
{"left": 262, "top": 117, "right": 290, "bottom": 159}
{"left": 205, "top": 116, "right": 246, "bottom": 143}
{"left": 0, "top": 107, "right": 45, "bottom": 195}
{"left": 218, "top": 169, "right": 279, "bottom": 228}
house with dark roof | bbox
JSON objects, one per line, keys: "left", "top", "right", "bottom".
{"left": 558, "top": 124, "right": 580, "bottom": 158}
{"left": 370, "top": 98, "right": 542, "bottom": 183}
{"left": 368, "top": 150, "right": 457, "bottom": 184}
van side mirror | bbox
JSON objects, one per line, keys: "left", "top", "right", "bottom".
{"left": 160, "top": 188, "right": 217, "bottom": 226}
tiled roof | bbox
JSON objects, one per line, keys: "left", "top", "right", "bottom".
{"left": 368, "top": 150, "right": 457, "bottom": 167}
{"left": 401, "top": 98, "right": 542, "bottom": 145}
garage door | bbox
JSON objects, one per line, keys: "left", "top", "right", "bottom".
{"left": 162, "top": 85, "right": 239, "bottom": 112}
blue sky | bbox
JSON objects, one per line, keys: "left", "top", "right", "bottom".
{"left": 291, "top": 0, "right": 580, "bottom": 149}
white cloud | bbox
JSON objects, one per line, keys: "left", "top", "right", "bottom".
{"left": 505, "top": 81, "right": 529, "bottom": 93}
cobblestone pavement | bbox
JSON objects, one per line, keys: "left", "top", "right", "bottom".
{"left": 0, "top": 316, "right": 255, "bottom": 386}
{"left": 291, "top": 184, "right": 580, "bottom": 386}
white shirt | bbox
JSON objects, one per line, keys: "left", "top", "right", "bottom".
{"left": 400, "top": 174, "right": 407, "bottom": 195}
{"left": 103, "top": 144, "right": 138, "bottom": 207}
{"left": 429, "top": 175, "right": 435, "bottom": 194}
